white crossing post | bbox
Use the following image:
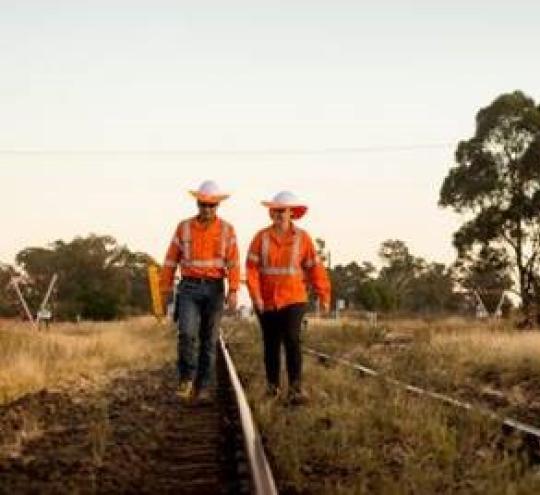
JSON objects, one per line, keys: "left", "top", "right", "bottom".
{"left": 10, "top": 278, "right": 37, "bottom": 328}
{"left": 493, "top": 291, "right": 507, "bottom": 319}
{"left": 39, "top": 273, "right": 58, "bottom": 313}
{"left": 36, "top": 273, "right": 58, "bottom": 328}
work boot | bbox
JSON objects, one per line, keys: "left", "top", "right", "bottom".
{"left": 265, "top": 384, "right": 280, "bottom": 398}
{"left": 176, "top": 380, "right": 194, "bottom": 401}
{"left": 194, "top": 388, "right": 212, "bottom": 406}
{"left": 287, "top": 388, "right": 309, "bottom": 406}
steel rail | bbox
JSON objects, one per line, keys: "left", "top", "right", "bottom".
{"left": 219, "top": 335, "right": 278, "bottom": 495}
{"left": 304, "top": 347, "right": 540, "bottom": 461}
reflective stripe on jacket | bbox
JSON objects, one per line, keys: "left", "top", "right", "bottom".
{"left": 160, "top": 216, "right": 240, "bottom": 294}
{"left": 246, "top": 224, "right": 331, "bottom": 311}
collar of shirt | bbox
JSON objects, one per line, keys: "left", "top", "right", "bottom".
{"left": 193, "top": 216, "right": 220, "bottom": 231}
{"left": 268, "top": 223, "right": 298, "bottom": 245}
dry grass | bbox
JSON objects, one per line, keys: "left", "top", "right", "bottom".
{"left": 0, "top": 317, "right": 175, "bottom": 404}
{"left": 226, "top": 318, "right": 540, "bottom": 494}
{"left": 305, "top": 317, "right": 540, "bottom": 394}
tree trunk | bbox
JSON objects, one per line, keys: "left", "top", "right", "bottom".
{"left": 533, "top": 276, "right": 540, "bottom": 328}
{"left": 515, "top": 227, "right": 535, "bottom": 328}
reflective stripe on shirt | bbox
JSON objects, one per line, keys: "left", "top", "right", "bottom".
{"left": 221, "top": 222, "right": 229, "bottom": 259}
{"left": 260, "top": 229, "right": 302, "bottom": 276}
{"left": 181, "top": 221, "right": 191, "bottom": 260}
{"left": 180, "top": 219, "right": 230, "bottom": 269}
{"left": 302, "top": 258, "right": 318, "bottom": 269}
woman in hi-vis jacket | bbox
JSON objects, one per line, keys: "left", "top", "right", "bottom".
{"left": 246, "top": 191, "right": 331, "bottom": 405}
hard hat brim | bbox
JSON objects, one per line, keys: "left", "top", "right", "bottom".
{"left": 261, "top": 201, "right": 308, "bottom": 220}
{"left": 189, "top": 191, "right": 230, "bottom": 203}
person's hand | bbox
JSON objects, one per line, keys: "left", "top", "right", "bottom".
{"left": 160, "top": 291, "right": 170, "bottom": 315}
{"left": 319, "top": 299, "right": 330, "bottom": 314}
{"left": 162, "top": 288, "right": 174, "bottom": 303}
{"left": 227, "top": 291, "right": 238, "bottom": 311}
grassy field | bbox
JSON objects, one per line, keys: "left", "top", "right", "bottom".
{"left": 3, "top": 315, "right": 540, "bottom": 493}
{"left": 0, "top": 317, "right": 175, "bottom": 405}
{"left": 303, "top": 316, "right": 540, "bottom": 422}
{"left": 226, "top": 316, "right": 540, "bottom": 494}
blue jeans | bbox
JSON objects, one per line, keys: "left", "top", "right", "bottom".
{"left": 176, "top": 278, "right": 224, "bottom": 390}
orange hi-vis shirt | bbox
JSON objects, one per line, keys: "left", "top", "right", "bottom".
{"left": 246, "top": 224, "right": 331, "bottom": 311}
{"left": 160, "top": 216, "right": 240, "bottom": 295}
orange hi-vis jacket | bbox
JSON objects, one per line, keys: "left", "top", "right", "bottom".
{"left": 246, "top": 224, "right": 331, "bottom": 311}
{"left": 160, "top": 216, "right": 240, "bottom": 295}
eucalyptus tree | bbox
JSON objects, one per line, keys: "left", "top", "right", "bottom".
{"left": 15, "top": 235, "right": 156, "bottom": 320}
{"left": 439, "top": 91, "right": 540, "bottom": 323}
{"left": 452, "top": 245, "right": 513, "bottom": 313}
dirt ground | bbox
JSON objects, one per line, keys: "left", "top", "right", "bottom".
{"left": 0, "top": 365, "right": 239, "bottom": 495}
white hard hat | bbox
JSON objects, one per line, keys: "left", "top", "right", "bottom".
{"left": 261, "top": 191, "right": 308, "bottom": 219}
{"left": 189, "top": 180, "right": 230, "bottom": 203}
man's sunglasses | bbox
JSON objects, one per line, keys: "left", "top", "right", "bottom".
{"left": 198, "top": 201, "right": 218, "bottom": 209}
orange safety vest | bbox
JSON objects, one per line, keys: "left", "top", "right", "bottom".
{"left": 160, "top": 216, "right": 240, "bottom": 295}
{"left": 246, "top": 225, "right": 331, "bottom": 311}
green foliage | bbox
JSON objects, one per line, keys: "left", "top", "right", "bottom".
{"left": 0, "top": 263, "right": 20, "bottom": 317}
{"left": 378, "top": 240, "right": 425, "bottom": 312}
{"left": 358, "top": 279, "right": 387, "bottom": 311}
{"left": 407, "top": 262, "right": 461, "bottom": 314}
{"left": 439, "top": 90, "right": 540, "bottom": 322}
{"left": 329, "top": 240, "right": 462, "bottom": 314}
{"left": 453, "top": 246, "right": 513, "bottom": 313}
{"left": 377, "top": 242, "right": 462, "bottom": 314}
{"left": 12, "top": 234, "right": 156, "bottom": 320}
{"left": 330, "top": 261, "right": 377, "bottom": 308}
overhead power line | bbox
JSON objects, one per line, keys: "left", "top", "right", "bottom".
{"left": 0, "top": 143, "right": 454, "bottom": 156}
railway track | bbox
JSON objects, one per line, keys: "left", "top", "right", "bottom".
{"left": 304, "top": 346, "right": 540, "bottom": 464}
{"left": 218, "top": 336, "right": 278, "bottom": 495}
{"left": 0, "top": 335, "right": 277, "bottom": 495}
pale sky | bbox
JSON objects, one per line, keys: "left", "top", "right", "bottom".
{"left": 1, "top": 1, "right": 539, "bottom": 279}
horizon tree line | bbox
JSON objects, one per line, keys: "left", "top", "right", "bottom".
{"left": 1, "top": 90, "right": 538, "bottom": 323}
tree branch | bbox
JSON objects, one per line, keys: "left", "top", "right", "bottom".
{"left": 500, "top": 230, "right": 517, "bottom": 251}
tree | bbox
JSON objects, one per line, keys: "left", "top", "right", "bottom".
{"left": 377, "top": 240, "right": 461, "bottom": 314}
{"left": 328, "top": 240, "right": 461, "bottom": 314}
{"left": 331, "top": 261, "right": 377, "bottom": 309}
{"left": 0, "top": 263, "right": 20, "bottom": 317}
{"left": 407, "top": 262, "right": 461, "bottom": 314}
{"left": 439, "top": 91, "right": 540, "bottom": 325}
{"left": 315, "top": 238, "right": 329, "bottom": 266}
{"left": 15, "top": 235, "right": 156, "bottom": 320}
{"left": 453, "top": 245, "right": 513, "bottom": 313}
{"left": 378, "top": 239, "right": 425, "bottom": 311}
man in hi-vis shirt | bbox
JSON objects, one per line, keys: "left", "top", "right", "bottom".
{"left": 161, "top": 180, "right": 239, "bottom": 404}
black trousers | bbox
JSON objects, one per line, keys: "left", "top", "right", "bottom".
{"left": 257, "top": 303, "right": 307, "bottom": 390}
